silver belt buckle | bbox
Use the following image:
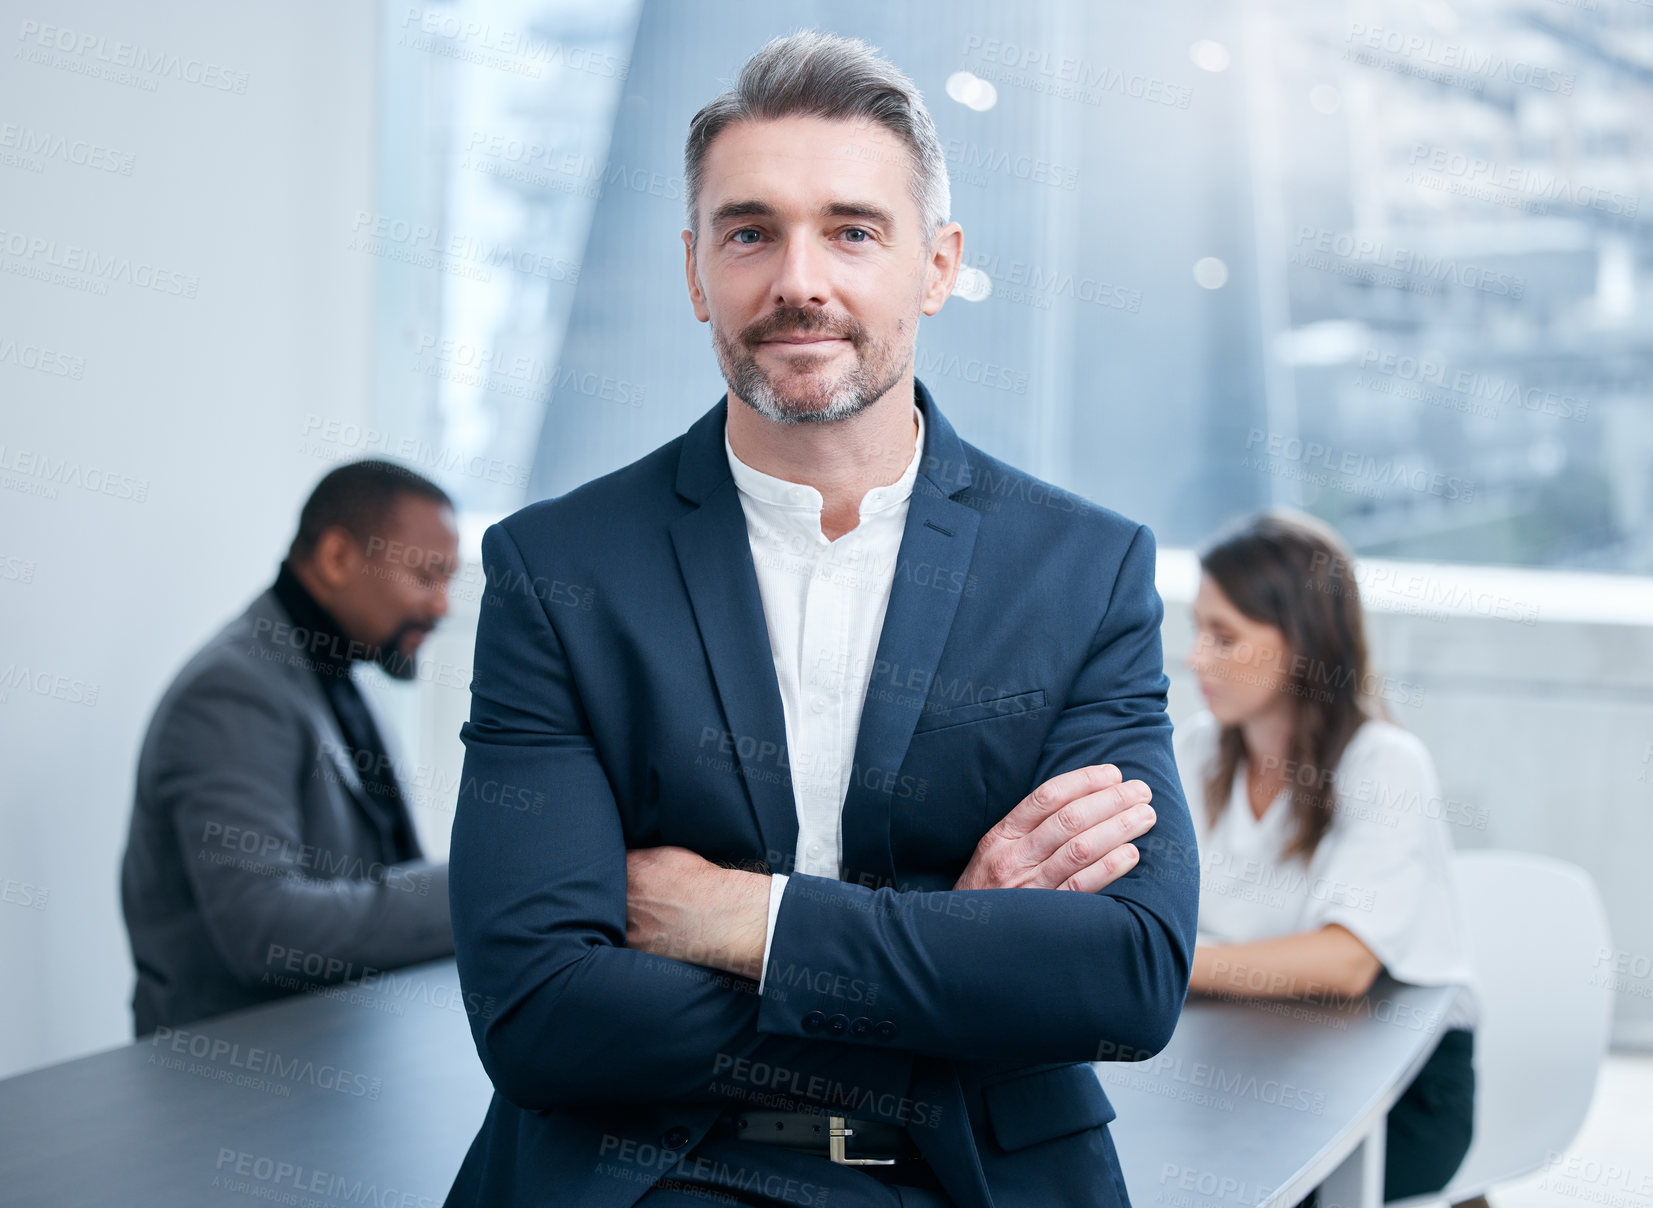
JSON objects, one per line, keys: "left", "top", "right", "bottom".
{"left": 827, "top": 1114, "right": 898, "bottom": 1166}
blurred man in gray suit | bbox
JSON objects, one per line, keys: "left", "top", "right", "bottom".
{"left": 121, "top": 458, "right": 460, "bottom": 1034}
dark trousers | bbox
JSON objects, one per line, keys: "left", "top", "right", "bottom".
{"left": 1384, "top": 1028, "right": 1476, "bottom": 1201}
{"left": 1295, "top": 1027, "right": 1476, "bottom": 1208}
{"left": 631, "top": 1134, "right": 954, "bottom": 1207}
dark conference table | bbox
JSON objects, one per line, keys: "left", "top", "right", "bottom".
{"left": 0, "top": 960, "right": 1458, "bottom": 1207}
{"left": 1103, "top": 979, "right": 1460, "bottom": 1208}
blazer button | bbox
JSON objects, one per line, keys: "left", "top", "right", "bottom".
{"left": 826, "top": 1013, "right": 850, "bottom": 1036}
{"left": 875, "top": 1020, "right": 898, "bottom": 1041}
{"left": 661, "top": 1126, "right": 691, "bottom": 1150}
{"left": 802, "top": 1010, "right": 826, "bottom": 1032}
{"left": 850, "top": 1016, "right": 872, "bottom": 1038}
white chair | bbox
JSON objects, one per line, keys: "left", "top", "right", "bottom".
{"left": 1388, "top": 850, "right": 1615, "bottom": 1208}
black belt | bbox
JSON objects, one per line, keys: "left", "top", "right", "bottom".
{"left": 712, "top": 1108, "right": 924, "bottom": 1165}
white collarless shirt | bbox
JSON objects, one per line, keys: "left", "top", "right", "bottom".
{"left": 1173, "top": 709, "right": 1480, "bottom": 1030}
{"left": 723, "top": 403, "right": 926, "bottom": 994}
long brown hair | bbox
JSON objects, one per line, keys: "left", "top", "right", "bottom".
{"left": 1196, "top": 508, "right": 1392, "bottom": 862}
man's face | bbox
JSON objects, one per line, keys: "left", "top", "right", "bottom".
{"left": 683, "top": 115, "right": 958, "bottom": 425}
{"left": 333, "top": 494, "right": 459, "bottom": 682}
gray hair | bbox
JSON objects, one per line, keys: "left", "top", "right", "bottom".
{"left": 683, "top": 30, "right": 951, "bottom": 248}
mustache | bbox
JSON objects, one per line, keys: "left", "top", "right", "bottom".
{"left": 743, "top": 308, "right": 863, "bottom": 346}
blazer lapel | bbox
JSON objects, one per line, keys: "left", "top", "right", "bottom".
{"left": 666, "top": 380, "right": 980, "bottom": 884}
{"left": 669, "top": 401, "right": 800, "bottom": 869}
{"left": 839, "top": 381, "right": 979, "bottom": 889}
{"left": 247, "top": 591, "right": 402, "bottom": 855}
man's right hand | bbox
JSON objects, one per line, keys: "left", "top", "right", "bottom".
{"left": 953, "top": 763, "right": 1156, "bottom": 893}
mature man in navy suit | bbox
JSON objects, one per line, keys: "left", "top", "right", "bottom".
{"left": 445, "top": 30, "right": 1199, "bottom": 1208}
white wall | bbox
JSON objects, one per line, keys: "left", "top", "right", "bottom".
{"left": 0, "top": 0, "right": 381, "bottom": 1078}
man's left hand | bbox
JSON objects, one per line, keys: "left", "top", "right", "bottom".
{"left": 625, "top": 846, "right": 771, "bottom": 981}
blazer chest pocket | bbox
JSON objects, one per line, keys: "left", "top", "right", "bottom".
{"left": 911, "top": 688, "right": 1046, "bottom": 736}
{"left": 982, "top": 1062, "right": 1117, "bottom": 1152}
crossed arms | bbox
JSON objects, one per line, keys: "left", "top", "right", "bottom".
{"left": 448, "top": 520, "right": 1198, "bottom": 1113}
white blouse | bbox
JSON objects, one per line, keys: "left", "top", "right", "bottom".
{"left": 1172, "top": 710, "right": 1479, "bottom": 1030}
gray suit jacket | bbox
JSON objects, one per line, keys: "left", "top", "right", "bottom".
{"left": 121, "top": 587, "right": 453, "bottom": 1035}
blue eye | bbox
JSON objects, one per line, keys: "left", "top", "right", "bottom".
{"left": 731, "top": 229, "right": 760, "bottom": 244}
{"left": 843, "top": 227, "right": 870, "bottom": 242}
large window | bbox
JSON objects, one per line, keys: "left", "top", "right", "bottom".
{"left": 377, "top": 0, "right": 1653, "bottom": 574}
{"left": 371, "top": 0, "right": 641, "bottom": 520}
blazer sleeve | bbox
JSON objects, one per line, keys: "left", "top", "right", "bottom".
{"left": 158, "top": 667, "right": 453, "bottom": 986}
{"left": 448, "top": 521, "right": 917, "bottom": 1116}
{"left": 753, "top": 522, "right": 1200, "bottom": 1064}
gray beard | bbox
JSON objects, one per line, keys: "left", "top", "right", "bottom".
{"left": 713, "top": 315, "right": 911, "bottom": 426}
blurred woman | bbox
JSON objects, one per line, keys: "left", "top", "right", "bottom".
{"left": 1173, "top": 508, "right": 1478, "bottom": 1202}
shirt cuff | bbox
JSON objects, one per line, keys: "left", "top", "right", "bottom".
{"left": 756, "top": 873, "right": 788, "bottom": 994}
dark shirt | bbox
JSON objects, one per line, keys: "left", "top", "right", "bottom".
{"left": 269, "top": 559, "right": 421, "bottom": 864}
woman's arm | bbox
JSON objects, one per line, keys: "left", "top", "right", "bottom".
{"left": 1190, "top": 923, "right": 1382, "bottom": 1002}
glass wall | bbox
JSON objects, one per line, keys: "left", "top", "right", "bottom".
{"left": 377, "top": 0, "right": 1653, "bottom": 574}
{"left": 371, "top": 0, "right": 642, "bottom": 520}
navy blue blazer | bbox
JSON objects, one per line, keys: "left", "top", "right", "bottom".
{"left": 445, "top": 378, "right": 1199, "bottom": 1207}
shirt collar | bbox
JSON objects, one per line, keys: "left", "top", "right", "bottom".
{"left": 724, "top": 402, "right": 925, "bottom": 518}
{"left": 270, "top": 557, "right": 359, "bottom": 670}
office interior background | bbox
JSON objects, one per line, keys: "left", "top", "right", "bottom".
{"left": 1, "top": 0, "right": 1649, "bottom": 1192}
